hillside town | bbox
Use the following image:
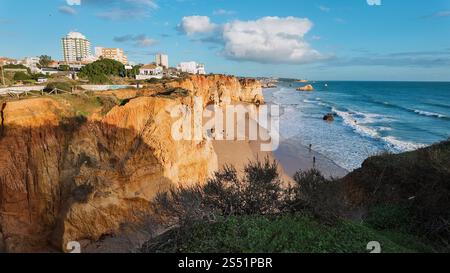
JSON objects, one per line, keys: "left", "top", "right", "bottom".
{"left": 0, "top": 31, "right": 207, "bottom": 88}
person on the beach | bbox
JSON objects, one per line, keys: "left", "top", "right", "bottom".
{"left": 313, "top": 156, "right": 316, "bottom": 169}
{"left": 309, "top": 144, "right": 312, "bottom": 153}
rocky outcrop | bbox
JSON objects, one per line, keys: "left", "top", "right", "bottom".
{"left": 297, "top": 85, "right": 314, "bottom": 92}
{"left": 323, "top": 113, "right": 335, "bottom": 122}
{"left": 0, "top": 75, "right": 263, "bottom": 252}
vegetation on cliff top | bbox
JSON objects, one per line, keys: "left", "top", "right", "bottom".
{"left": 144, "top": 214, "right": 418, "bottom": 253}
{"left": 142, "top": 141, "right": 450, "bottom": 253}
{"left": 78, "top": 58, "right": 126, "bottom": 84}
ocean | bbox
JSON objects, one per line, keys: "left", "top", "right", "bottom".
{"left": 264, "top": 80, "right": 450, "bottom": 171}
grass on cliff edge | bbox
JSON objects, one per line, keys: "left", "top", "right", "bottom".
{"left": 141, "top": 213, "right": 426, "bottom": 253}
{"left": 50, "top": 92, "right": 120, "bottom": 117}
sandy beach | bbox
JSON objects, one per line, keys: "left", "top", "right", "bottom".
{"left": 274, "top": 139, "right": 348, "bottom": 178}
{"left": 210, "top": 102, "right": 348, "bottom": 181}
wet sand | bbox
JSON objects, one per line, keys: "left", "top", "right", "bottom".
{"left": 274, "top": 139, "right": 349, "bottom": 178}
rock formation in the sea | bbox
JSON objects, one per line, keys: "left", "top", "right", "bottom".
{"left": 323, "top": 113, "right": 335, "bottom": 122}
{"left": 297, "top": 84, "right": 314, "bottom": 92}
{"left": 261, "top": 82, "right": 277, "bottom": 89}
{"left": 0, "top": 74, "right": 263, "bottom": 252}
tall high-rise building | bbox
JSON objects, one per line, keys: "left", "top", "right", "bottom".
{"left": 61, "top": 32, "right": 92, "bottom": 63}
{"left": 155, "top": 54, "right": 169, "bottom": 69}
{"left": 95, "top": 47, "right": 128, "bottom": 64}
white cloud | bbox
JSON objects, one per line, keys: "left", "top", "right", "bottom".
{"left": 179, "top": 16, "right": 217, "bottom": 35}
{"left": 97, "top": 8, "right": 148, "bottom": 20}
{"left": 136, "top": 37, "right": 158, "bottom": 47}
{"left": 222, "top": 16, "right": 325, "bottom": 64}
{"left": 126, "top": 0, "right": 158, "bottom": 9}
{"left": 318, "top": 5, "right": 330, "bottom": 12}
{"left": 213, "top": 9, "right": 235, "bottom": 16}
{"left": 114, "top": 34, "right": 158, "bottom": 47}
{"left": 66, "top": 0, "right": 81, "bottom": 5}
{"left": 426, "top": 11, "right": 450, "bottom": 18}
{"left": 66, "top": 0, "right": 158, "bottom": 8}
{"left": 78, "top": 0, "right": 158, "bottom": 20}
{"left": 59, "top": 5, "right": 77, "bottom": 15}
{"left": 367, "top": 0, "right": 382, "bottom": 6}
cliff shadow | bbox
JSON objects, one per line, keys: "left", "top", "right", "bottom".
{"left": 0, "top": 116, "right": 174, "bottom": 253}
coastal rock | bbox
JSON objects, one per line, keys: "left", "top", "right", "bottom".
{"left": 297, "top": 84, "right": 314, "bottom": 92}
{"left": 0, "top": 75, "right": 262, "bottom": 252}
{"left": 261, "top": 82, "right": 277, "bottom": 89}
{"left": 323, "top": 113, "right": 335, "bottom": 122}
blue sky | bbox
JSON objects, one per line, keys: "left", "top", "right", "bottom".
{"left": 1, "top": 0, "right": 450, "bottom": 81}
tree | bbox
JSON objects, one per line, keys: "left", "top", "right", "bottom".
{"left": 128, "top": 65, "right": 142, "bottom": 78}
{"left": 78, "top": 58, "right": 126, "bottom": 84}
{"left": 13, "top": 72, "right": 32, "bottom": 81}
{"left": 59, "top": 64, "right": 70, "bottom": 71}
{"left": 39, "top": 55, "right": 52, "bottom": 68}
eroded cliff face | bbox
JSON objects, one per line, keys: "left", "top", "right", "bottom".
{"left": 168, "top": 74, "right": 264, "bottom": 106}
{"left": 0, "top": 75, "right": 263, "bottom": 252}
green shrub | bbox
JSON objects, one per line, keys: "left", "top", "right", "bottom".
{"left": 290, "top": 169, "right": 343, "bottom": 223}
{"left": 3, "top": 64, "right": 28, "bottom": 70}
{"left": 45, "top": 81, "right": 74, "bottom": 92}
{"left": 78, "top": 58, "right": 125, "bottom": 84}
{"left": 21, "top": 80, "right": 36, "bottom": 85}
{"left": 13, "top": 71, "right": 32, "bottom": 81}
{"left": 365, "top": 205, "right": 412, "bottom": 230}
{"left": 141, "top": 214, "right": 414, "bottom": 253}
{"left": 152, "top": 88, "right": 189, "bottom": 99}
{"left": 119, "top": 98, "right": 131, "bottom": 106}
{"left": 95, "top": 96, "right": 119, "bottom": 115}
{"left": 31, "top": 73, "right": 48, "bottom": 80}
{"left": 59, "top": 64, "right": 70, "bottom": 71}
{"left": 146, "top": 78, "right": 161, "bottom": 84}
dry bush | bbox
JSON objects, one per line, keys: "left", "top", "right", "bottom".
{"left": 152, "top": 158, "right": 286, "bottom": 228}
{"left": 289, "top": 169, "right": 344, "bottom": 223}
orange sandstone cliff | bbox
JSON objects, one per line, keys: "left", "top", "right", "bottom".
{"left": 0, "top": 75, "right": 263, "bottom": 252}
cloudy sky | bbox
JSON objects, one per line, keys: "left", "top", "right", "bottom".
{"left": 0, "top": 0, "right": 450, "bottom": 81}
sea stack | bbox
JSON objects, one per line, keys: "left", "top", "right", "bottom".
{"left": 297, "top": 84, "right": 314, "bottom": 91}
{"left": 323, "top": 113, "right": 335, "bottom": 122}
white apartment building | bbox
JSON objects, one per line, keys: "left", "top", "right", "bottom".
{"left": 136, "top": 64, "right": 163, "bottom": 80}
{"left": 62, "top": 31, "right": 92, "bottom": 63}
{"left": 176, "top": 61, "right": 206, "bottom": 75}
{"left": 95, "top": 47, "right": 128, "bottom": 64}
{"left": 22, "top": 57, "right": 41, "bottom": 73}
{"left": 155, "top": 54, "right": 169, "bottom": 69}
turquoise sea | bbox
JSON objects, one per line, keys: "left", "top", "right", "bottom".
{"left": 264, "top": 80, "right": 450, "bottom": 171}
